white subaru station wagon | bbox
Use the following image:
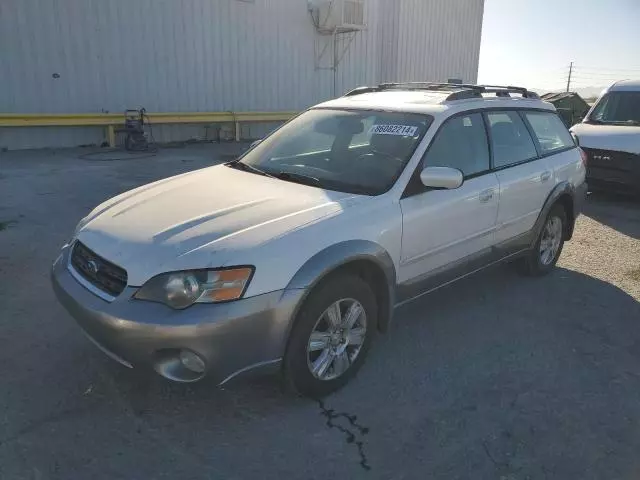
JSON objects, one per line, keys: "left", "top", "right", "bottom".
{"left": 52, "top": 83, "right": 587, "bottom": 397}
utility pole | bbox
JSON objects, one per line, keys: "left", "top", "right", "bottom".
{"left": 566, "top": 62, "right": 573, "bottom": 92}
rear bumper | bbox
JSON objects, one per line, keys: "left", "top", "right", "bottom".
{"left": 51, "top": 245, "right": 305, "bottom": 384}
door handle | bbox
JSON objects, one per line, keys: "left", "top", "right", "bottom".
{"left": 541, "top": 171, "right": 552, "bottom": 182}
{"left": 479, "top": 189, "right": 494, "bottom": 203}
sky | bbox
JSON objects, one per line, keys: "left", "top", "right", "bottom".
{"left": 477, "top": 0, "right": 640, "bottom": 94}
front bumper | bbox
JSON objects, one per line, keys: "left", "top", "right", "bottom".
{"left": 587, "top": 176, "right": 640, "bottom": 195}
{"left": 51, "top": 245, "right": 305, "bottom": 384}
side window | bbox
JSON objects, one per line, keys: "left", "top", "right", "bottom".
{"left": 423, "top": 113, "right": 490, "bottom": 177}
{"left": 486, "top": 111, "right": 538, "bottom": 168}
{"left": 524, "top": 111, "right": 575, "bottom": 154}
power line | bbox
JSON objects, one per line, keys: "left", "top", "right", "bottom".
{"left": 572, "top": 72, "right": 640, "bottom": 79}
{"left": 574, "top": 79, "right": 638, "bottom": 84}
{"left": 570, "top": 78, "right": 613, "bottom": 83}
{"left": 570, "top": 77, "right": 622, "bottom": 82}
{"left": 564, "top": 62, "right": 640, "bottom": 91}
{"left": 570, "top": 83, "right": 609, "bottom": 88}
{"left": 573, "top": 69, "right": 640, "bottom": 74}
{"left": 572, "top": 69, "right": 638, "bottom": 75}
{"left": 574, "top": 65, "right": 640, "bottom": 73}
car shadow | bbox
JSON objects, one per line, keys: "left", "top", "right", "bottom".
{"left": 359, "top": 265, "right": 640, "bottom": 477}
{"left": 584, "top": 191, "right": 640, "bottom": 239}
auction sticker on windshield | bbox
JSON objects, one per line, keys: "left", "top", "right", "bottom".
{"left": 369, "top": 124, "right": 418, "bottom": 136}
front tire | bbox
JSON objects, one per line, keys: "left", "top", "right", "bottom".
{"left": 284, "top": 274, "right": 377, "bottom": 397}
{"left": 519, "top": 204, "right": 566, "bottom": 276}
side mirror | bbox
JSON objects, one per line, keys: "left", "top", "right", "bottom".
{"left": 420, "top": 166, "right": 463, "bottom": 189}
{"left": 249, "top": 139, "right": 262, "bottom": 149}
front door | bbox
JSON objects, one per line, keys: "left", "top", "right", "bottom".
{"left": 399, "top": 112, "right": 499, "bottom": 292}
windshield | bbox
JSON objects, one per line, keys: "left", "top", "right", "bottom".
{"left": 588, "top": 91, "right": 640, "bottom": 125}
{"left": 233, "top": 109, "right": 433, "bottom": 195}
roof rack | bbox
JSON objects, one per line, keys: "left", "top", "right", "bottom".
{"left": 343, "top": 82, "right": 540, "bottom": 100}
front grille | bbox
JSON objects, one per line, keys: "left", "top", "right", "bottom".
{"left": 582, "top": 147, "right": 640, "bottom": 189}
{"left": 582, "top": 147, "right": 639, "bottom": 170}
{"left": 70, "top": 241, "right": 127, "bottom": 297}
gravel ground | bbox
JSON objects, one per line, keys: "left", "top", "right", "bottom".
{"left": 0, "top": 145, "right": 639, "bottom": 480}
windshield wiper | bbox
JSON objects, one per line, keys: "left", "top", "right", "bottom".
{"left": 273, "top": 171, "right": 322, "bottom": 187}
{"left": 225, "top": 161, "right": 276, "bottom": 178}
{"left": 586, "top": 118, "right": 640, "bottom": 126}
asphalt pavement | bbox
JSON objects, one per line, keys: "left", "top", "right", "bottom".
{"left": 1, "top": 144, "right": 639, "bottom": 480}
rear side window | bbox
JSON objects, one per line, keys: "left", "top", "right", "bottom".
{"left": 423, "top": 113, "right": 490, "bottom": 177}
{"left": 524, "top": 111, "right": 575, "bottom": 154}
{"left": 486, "top": 111, "right": 537, "bottom": 168}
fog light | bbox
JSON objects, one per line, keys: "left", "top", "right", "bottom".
{"left": 179, "top": 350, "right": 205, "bottom": 373}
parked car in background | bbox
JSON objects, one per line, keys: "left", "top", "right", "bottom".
{"left": 52, "top": 83, "right": 586, "bottom": 397}
{"left": 571, "top": 80, "right": 640, "bottom": 195}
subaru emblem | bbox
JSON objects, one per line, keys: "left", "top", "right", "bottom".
{"left": 87, "top": 260, "right": 99, "bottom": 275}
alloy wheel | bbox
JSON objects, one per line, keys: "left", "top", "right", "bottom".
{"left": 306, "top": 298, "right": 367, "bottom": 381}
{"left": 540, "top": 215, "right": 563, "bottom": 265}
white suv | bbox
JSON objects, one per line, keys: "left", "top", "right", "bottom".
{"left": 52, "top": 83, "right": 587, "bottom": 397}
{"left": 570, "top": 79, "right": 640, "bottom": 195}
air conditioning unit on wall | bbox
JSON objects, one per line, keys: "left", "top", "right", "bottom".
{"left": 308, "top": 0, "right": 366, "bottom": 33}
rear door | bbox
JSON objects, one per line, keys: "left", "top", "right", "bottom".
{"left": 486, "top": 111, "right": 553, "bottom": 244}
{"left": 523, "top": 110, "right": 582, "bottom": 187}
{"left": 399, "top": 112, "right": 499, "bottom": 285}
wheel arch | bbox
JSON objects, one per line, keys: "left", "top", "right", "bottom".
{"left": 532, "top": 181, "right": 577, "bottom": 245}
{"left": 556, "top": 193, "right": 575, "bottom": 239}
{"left": 285, "top": 240, "right": 397, "bottom": 334}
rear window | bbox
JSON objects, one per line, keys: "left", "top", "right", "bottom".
{"left": 524, "top": 112, "right": 575, "bottom": 154}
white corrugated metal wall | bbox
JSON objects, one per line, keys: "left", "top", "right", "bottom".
{"left": 394, "top": 0, "right": 484, "bottom": 83}
{"left": 0, "top": 0, "right": 484, "bottom": 149}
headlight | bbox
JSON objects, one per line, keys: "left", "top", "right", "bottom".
{"left": 134, "top": 267, "right": 254, "bottom": 309}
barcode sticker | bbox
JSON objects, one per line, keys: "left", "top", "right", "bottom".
{"left": 369, "top": 124, "right": 418, "bottom": 136}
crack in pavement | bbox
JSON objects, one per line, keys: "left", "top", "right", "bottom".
{"left": 481, "top": 440, "right": 504, "bottom": 469}
{"left": 316, "top": 399, "right": 371, "bottom": 471}
{"left": 482, "top": 437, "right": 527, "bottom": 478}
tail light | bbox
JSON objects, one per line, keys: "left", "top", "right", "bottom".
{"left": 578, "top": 147, "right": 588, "bottom": 166}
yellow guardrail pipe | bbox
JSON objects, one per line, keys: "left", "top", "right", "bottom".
{"left": 0, "top": 111, "right": 297, "bottom": 147}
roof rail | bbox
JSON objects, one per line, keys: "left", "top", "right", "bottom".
{"left": 343, "top": 86, "right": 380, "bottom": 96}
{"left": 343, "top": 82, "right": 540, "bottom": 100}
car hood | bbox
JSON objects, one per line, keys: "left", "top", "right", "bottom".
{"left": 571, "top": 123, "right": 640, "bottom": 155}
{"left": 76, "top": 165, "right": 357, "bottom": 285}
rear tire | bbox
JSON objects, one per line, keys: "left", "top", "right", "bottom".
{"left": 519, "top": 204, "right": 566, "bottom": 276}
{"left": 283, "top": 274, "right": 377, "bottom": 398}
